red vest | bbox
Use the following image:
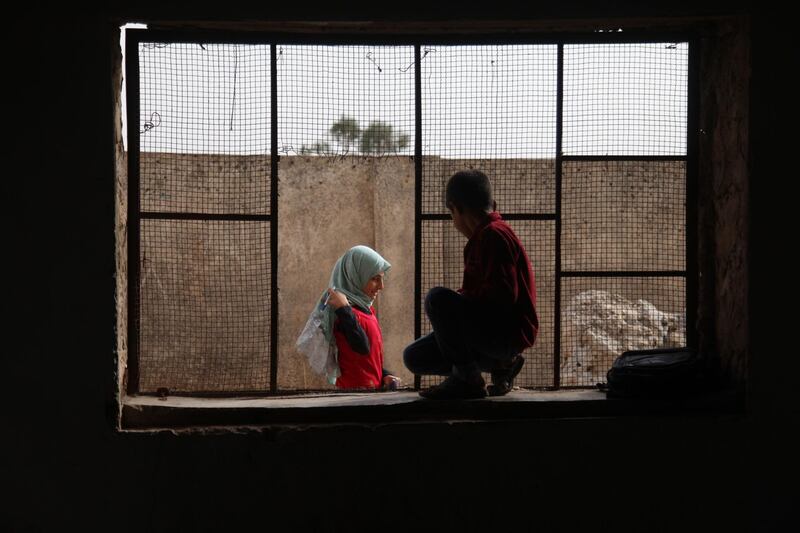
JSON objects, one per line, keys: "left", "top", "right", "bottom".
{"left": 334, "top": 306, "right": 384, "bottom": 389}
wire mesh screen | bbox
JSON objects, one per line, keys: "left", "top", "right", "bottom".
{"left": 560, "top": 277, "right": 686, "bottom": 387}
{"left": 138, "top": 219, "right": 271, "bottom": 392}
{"left": 421, "top": 45, "right": 557, "bottom": 215}
{"left": 558, "top": 42, "right": 689, "bottom": 386}
{"left": 561, "top": 160, "right": 686, "bottom": 272}
{"left": 510, "top": 221, "right": 556, "bottom": 388}
{"left": 419, "top": 220, "right": 555, "bottom": 388}
{"left": 276, "top": 45, "right": 415, "bottom": 157}
{"left": 420, "top": 221, "right": 467, "bottom": 338}
{"left": 134, "top": 41, "right": 273, "bottom": 393}
{"left": 139, "top": 153, "right": 270, "bottom": 215}
{"left": 274, "top": 45, "right": 415, "bottom": 391}
{"left": 138, "top": 42, "right": 272, "bottom": 157}
{"left": 563, "top": 43, "right": 688, "bottom": 156}
{"left": 127, "top": 35, "right": 691, "bottom": 394}
{"left": 417, "top": 41, "right": 689, "bottom": 390}
{"left": 419, "top": 45, "right": 557, "bottom": 388}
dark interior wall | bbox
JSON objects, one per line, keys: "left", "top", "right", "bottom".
{"left": 5, "top": 3, "right": 797, "bottom": 532}
{"left": 696, "top": 17, "right": 751, "bottom": 387}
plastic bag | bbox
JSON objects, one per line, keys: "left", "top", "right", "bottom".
{"left": 296, "top": 293, "right": 340, "bottom": 384}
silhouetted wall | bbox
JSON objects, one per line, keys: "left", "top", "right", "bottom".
{"left": 5, "top": 5, "right": 796, "bottom": 532}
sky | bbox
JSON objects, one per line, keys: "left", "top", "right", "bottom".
{"left": 121, "top": 24, "right": 688, "bottom": 158}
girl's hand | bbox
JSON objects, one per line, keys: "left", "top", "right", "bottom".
{"left": 327, "top": 288, "right": 349, "bottom": 309}
{"left": 382, "top": 375, "right": 401, "bottom": 391}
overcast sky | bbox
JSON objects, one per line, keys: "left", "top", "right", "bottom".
{"left": 122, "top": 25, "right": 688, "bottom": 158}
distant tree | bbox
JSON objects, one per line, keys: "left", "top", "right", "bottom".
{"left": 360, "top": 121, "right": 409, "bottom": 154}
{"left": 397, "top": 133, "right": 410, "bottom": 151}
{"left": 305, "top": 117, "right": 409, "bottom": 155}
{"left": 329, "top": 116, "right": 361, "bottom": 153}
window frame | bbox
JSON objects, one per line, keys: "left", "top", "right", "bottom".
{"left": 118, "top": 24, "right": 716, "bottom": 429}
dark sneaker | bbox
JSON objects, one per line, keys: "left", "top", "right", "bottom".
{"left": 487, "top": 355, "right": 525, "bottom": 397}
{"left": 419, "top": 375, "right": 487, "bottom": 400}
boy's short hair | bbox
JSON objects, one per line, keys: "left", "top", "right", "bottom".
{"left": 445, "top": 170, "right": 494, "bottom": 212}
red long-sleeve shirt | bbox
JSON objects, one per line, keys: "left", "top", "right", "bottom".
{"left": 460, "top": 211, "right": 539, "bottom": 354}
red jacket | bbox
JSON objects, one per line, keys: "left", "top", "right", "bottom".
{"left": 461, "top": 211, "right": 539, "bottom": 353}
{"left": 334, "top": 306, "right": 384, "bottom": 389}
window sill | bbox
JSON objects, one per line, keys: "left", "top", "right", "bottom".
{"left": 120, "top": 388, "right": 744, "bottom": 431}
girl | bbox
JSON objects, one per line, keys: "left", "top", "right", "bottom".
{"left": 318, "top": 245, "right": 400, "bottom": 390}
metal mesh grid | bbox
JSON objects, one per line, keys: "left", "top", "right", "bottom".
{"left": 419, "top": 220, "right": 555, "bottom": 389}
{"left": 420, "top": 221, "right": 467, "bottom": 338}
{"left": 419, "top": 45, "right": 558, "bottom": 389}
{"left": 421, "top": 158, "right": 556, "bottom": 216}
{"left": 138, "top": 42, "right": 272, "bottom": 156}
{"left": 563, "top": 43, "right": 688, "bottom": 156}
{"left": 134, "top": 41, "right": 273, "bottom": 393}
{"left": 127, "top": 35, "right": 690, "bottom": 394}
{"left": 138, "top": 219, "right": 271, "bottom": 393}
{"left": 139, "top": 153, "right": 271, "bottom": 215}
{"left": 418, "top": 220, "right": 469, "bottom": 389}
{"left": 511, "top": 220, "right": 555, "bottom": 388}
{"left": 560, "top": 276, "right": 686, "bottom": 387}
{"left": 138, "top": 43, "right": 271, "bottom": 215}
{"left": 562, "top": 160, "right": 686, "bottom": 272}
{"left": 416, "top": 42, "right": 689, "bottom": 391}
{"left": 276, "top": 45, "right": 415, "bottom": 157}
{"left": 421, "top": 45, "right": 557, "bottom": 215}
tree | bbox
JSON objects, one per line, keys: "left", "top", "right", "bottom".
{"left": 329, "top": 116, "right": 361, "bottom": 153}
{"left": 396, "top": 133, "right": 410, "bottom": 151}
{"left": 322, "top": 116, "right": 410, "bottom": 155}
{"left": 360, "top": 120, "right": 409, "bottom": 154}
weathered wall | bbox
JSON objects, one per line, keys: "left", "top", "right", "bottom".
{"left": 698, "top": 17, "right": 750, "bottom": 388}
{"left": 131, "top": 152, "right": 689, "bottom": 390}
{"left": 277, "top": 155, "right": 415, "bottom": 388}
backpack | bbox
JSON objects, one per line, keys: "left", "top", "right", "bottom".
{"left": 605, "top": 348, "right": 706, "bottom": 398}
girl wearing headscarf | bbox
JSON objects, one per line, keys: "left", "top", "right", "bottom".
{"left": 318, "top": 245, "right": 400, "bottom": 390}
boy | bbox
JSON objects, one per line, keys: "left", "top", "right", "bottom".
{"left": 403, "top": 170, "right": 538, "bottom": 399}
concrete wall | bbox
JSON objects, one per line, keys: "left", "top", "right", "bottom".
{"left": 131, "top": 152, "right": 690, "bottom": 391}
{"left": 278, "top": 155, "right": 415, "bottom": 389}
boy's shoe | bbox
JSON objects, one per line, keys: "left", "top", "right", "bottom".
{"left": 487, "top": 355, "right": 525, "bottom": 397}
{"left": 419, "top": 374, "right": 487, "bottom": 400}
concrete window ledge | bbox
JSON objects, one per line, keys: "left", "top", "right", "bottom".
{"left": 120, "top": 389, "right": 744, "bottom": 431}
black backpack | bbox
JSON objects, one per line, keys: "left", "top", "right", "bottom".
{"left": 605, "top": 348, "right": 706, "bottom": 398}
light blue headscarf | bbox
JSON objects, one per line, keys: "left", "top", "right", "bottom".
{"left": 317, "top": 245, "right": 391, "bottom": 345}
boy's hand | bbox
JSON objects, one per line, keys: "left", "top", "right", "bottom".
{"left": 327, "top": 288, "right": 349, "bottom": 309}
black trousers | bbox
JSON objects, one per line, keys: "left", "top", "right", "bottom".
{"left": 403, "top": 287, "right": 516, "bottom": 377}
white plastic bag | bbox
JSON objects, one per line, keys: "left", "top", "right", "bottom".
{"left": 296, "top": 293, "right": 340, "bottom": 384}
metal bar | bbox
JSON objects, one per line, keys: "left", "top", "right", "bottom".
{"left": 561, "top": 271, "right": 688, "bottom": 278}
{"left": 414, "top": 44, "right": 423, "bottom": 392}
{"left": 126, "top": 32, "right": 141, "bottom": 395}
{"left": 132, "top": 28, "right": 693, "bottom": 47}
{"left": 270, "top": 44, "right": 279, "bottom": 394}
{"left": 554, "top": 43, "right": 563, "bottom": 389}
{"left": 140, "top": 212, "right": 271, "bottom": 221}
{"left": 420, "top": 213, "right": 557, "bottom": 221}
{"left": 131, "top": 388, "right": 413, "bottom": 399}
{"left": 686, "top": 37, "right": 699, "bottom": 351}
{"left": 562, "top": 155, "right": 687, "bottom": 162}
